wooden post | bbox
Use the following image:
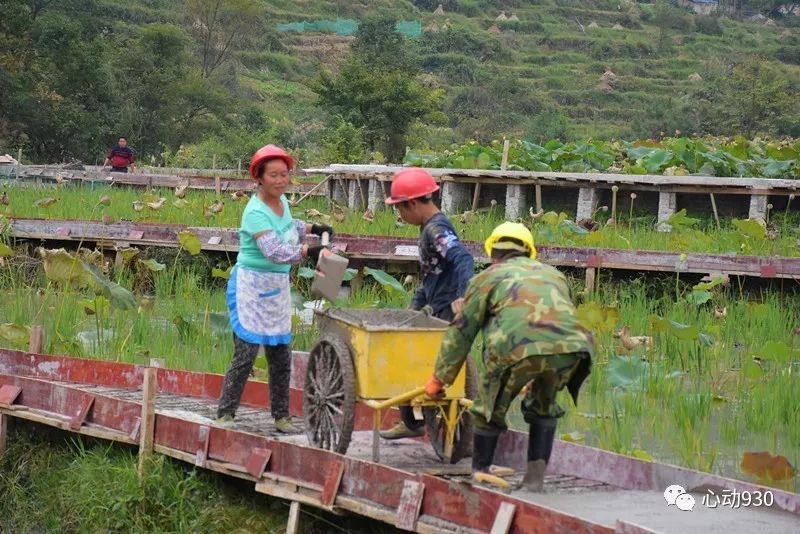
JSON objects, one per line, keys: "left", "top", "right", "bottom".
{"left": 138, "top": 367, "right": 157, "bottom": 478}
{"left": 215, "top": 176, "right": 221, "bottom": 197}
{"left": 115, "top": 249, "right": 125, "bottom": 271}
{"left": 585, "top": 267, "right": 596, "bottom": 293}
{"left": 237, "top": 158, "right": 242, "bottom": 178}
{"left": 286, "top": 501, "right": 301, "bottom": 534}
{"left": 500, "top": 139, "right": 510, "bottom": 170}
{"left": 471, "top": 181, "right": 482, "bottom": 212}
{"left": 473, "top": 139, "right": 509, "bottom": 212}
{"left": 372, "top": 409, "right": 381, "bottom": 463}
{"left": 338, "top": 178, "right": 349, "bottom": 204}
{"left": 610, "top": 186, "right": 619, "bottom": 224}
{"left": 0, "top": 413, "right": 7, "bottom": 456}
{"left": 535, "top": 185, "right": 543, "bottom": 214}
{"left": 709, "top": 193, "right": 721, "bottom": 231}
{"left": 17, "top": 148, "right": 22, "bottom": 164}
{"left": 356, "top": 177, "right": 367, "bottom": 208}
{"left": 28, "top": 325, "right": 43, "bottom": 354}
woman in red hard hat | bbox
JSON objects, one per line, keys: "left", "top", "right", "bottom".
{"left": 380, "top": 167, "right": 475, "bottom": 440}
{"left": 217, "top": 145, "right": 333, "bottom": 433}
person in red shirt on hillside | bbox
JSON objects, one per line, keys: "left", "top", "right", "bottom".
{"left": 103, "top": 136, "right": 137, "bottom": 173}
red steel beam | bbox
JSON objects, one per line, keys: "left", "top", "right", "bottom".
{"left": 8, "top": 217, "right": 800, "bottom": 278}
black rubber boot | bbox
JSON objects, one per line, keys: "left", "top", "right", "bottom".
{"left": 521, "top": 417, "right": 557, "bottom": 492}
{"left": 472, "top": 432, "right": 500, "bottom": 473}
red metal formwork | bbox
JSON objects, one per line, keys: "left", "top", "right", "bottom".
{"left": 2, "top": 349, "right": 799, "bottom": 529}
{"left": 0, "top": 367, "right": 612, "bottom": 532}
{"left": 0, "top": 350, "right": 391, "bottom": 432}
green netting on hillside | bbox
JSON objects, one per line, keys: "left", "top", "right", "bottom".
{"left": 277, "top": 19, "right": 421, "bottom": 38}
{"left": 395, "top": 20, "right": 422, "bottom": 38}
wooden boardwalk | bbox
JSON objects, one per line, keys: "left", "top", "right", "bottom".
{"left": 8, "top": 217, "right": 800, "bottom": 280}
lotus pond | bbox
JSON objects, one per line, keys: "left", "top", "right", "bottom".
{"left": 0, "top": 242, "right": 797, "bottom": 492}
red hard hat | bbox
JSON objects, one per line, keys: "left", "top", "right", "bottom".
{"left": 385, "top": 167, "right": 440, "bottom": 205}
{"left": 249, "top": 144, "right": 295, "bottom": 180}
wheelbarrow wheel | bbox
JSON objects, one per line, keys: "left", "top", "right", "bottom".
{"left": 423, "top": 357, "right": 478, "bottom": 464}
{"left": 303, "top": 336, "right": 356, "bottom": 455}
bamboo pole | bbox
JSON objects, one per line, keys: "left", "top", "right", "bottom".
{"left": 290, "top": 176, "right": 331, "bottom": 207}
{"left": 709, "top": 193, "right": 721, "bottom": 230}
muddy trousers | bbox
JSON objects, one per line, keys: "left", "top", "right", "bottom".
{"left": 217, "top": 333, "right": 291, "bottom": 420}
{"left": 471, "top": 353, "right": 585, "bottom": 434}
{"left": 471, "top": 354, "right": 582, "bottom": 472}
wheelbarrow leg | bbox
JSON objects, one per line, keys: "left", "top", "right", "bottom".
{"left": 443, "top": 399, "right": 460, "bottom": 462}
{"left": 372, "top": 409, "right": 381, "bottom": 463}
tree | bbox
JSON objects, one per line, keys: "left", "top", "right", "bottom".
{"left": 315, "top": 15, "right": 441, "bottom": 162}
{"left": 720, "top": 58, "right": 798, "bottom": 137}
{"left": 184, "top": 0, "right": 260, "bottom": 78}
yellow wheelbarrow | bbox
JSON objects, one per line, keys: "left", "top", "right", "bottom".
{"left": 303, "top": 308, "right": 476, "bottom": 463}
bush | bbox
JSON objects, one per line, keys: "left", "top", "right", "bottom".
{"left": 775, "top": 45, "right": 800, "bottom": 65}
{"left": 630, "top": 97, "right": 694, "bottom": 139}
{"left": 411, "top": 0, "right": 458, "bottom": 10}
{"left": 645, "top": 2, "right": 693, "bottom": 30}
{"left": 590, "top": 38, "right": 653, "bottom": 60}
{"left": 498, "top": 20, "right": 546, "bottom": 34}
{"left": 322, "top": 120, "right": 367, "bottom": 164}
{"left": 420, "top": 53, "right": 483, "bottom": 84}
{"left": 525, "top": 108, "right": 570, "bottom": 143}
{"left": 421, "top": 27, "right": 505, "bottom": 61}
{"left": 456, "top": 0, "right": 483, "bottom": 17}
{"left": 695, "top": 15, "right": 722, "bottom": 35}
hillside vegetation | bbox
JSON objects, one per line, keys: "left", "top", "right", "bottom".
{"left": 1, "top": 0, "right": 798, "bottom": 166}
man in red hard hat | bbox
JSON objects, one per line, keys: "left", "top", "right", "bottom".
{"left": 381, "top": 167, "right": 475, "bottom": 440}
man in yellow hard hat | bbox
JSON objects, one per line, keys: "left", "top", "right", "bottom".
{"left": 425, "top": 222, "right": 594, "bottom": 491}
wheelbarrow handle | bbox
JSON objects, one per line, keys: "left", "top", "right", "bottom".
{"left": 363, "top": 386, "right": 426, "bottom": 410}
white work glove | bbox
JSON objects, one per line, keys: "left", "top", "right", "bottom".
{"left": 450, "top": 298, "right": 465, "bottom": 316}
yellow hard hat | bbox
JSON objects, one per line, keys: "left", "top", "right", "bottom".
{"left": 484, "top": 221, "right": 537, "bottom": 259}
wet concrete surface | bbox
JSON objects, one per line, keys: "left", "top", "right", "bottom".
{"left": 516, "top": 489, "right": 800, "bottom": 533}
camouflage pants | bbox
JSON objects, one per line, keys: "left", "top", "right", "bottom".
{"left": 470, "top": 352, "right": 586, "bottom": 433}
{"left": 217, "top": 333, "right": 291, "bottom": 420}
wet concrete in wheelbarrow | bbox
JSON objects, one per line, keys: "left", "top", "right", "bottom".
{"left": 69, "top": 383, "right": 800, "bottom": 533}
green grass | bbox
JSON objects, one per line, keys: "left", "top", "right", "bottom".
{"left": 0, "top": 424, "right": 397, "bottom": 533}
{"left": 3, "top": 183, "right": 800, "bottom": 257}
{"left": 0, "top": 427, "right": 287, "bottom": 532}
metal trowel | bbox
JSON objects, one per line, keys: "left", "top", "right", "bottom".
{"left": 311, "top": 232, "right": 349, "bottom": 302}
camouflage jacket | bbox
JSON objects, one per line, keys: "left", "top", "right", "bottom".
{"left": 434, "top": 256, "right": 594, "bottom": 386}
